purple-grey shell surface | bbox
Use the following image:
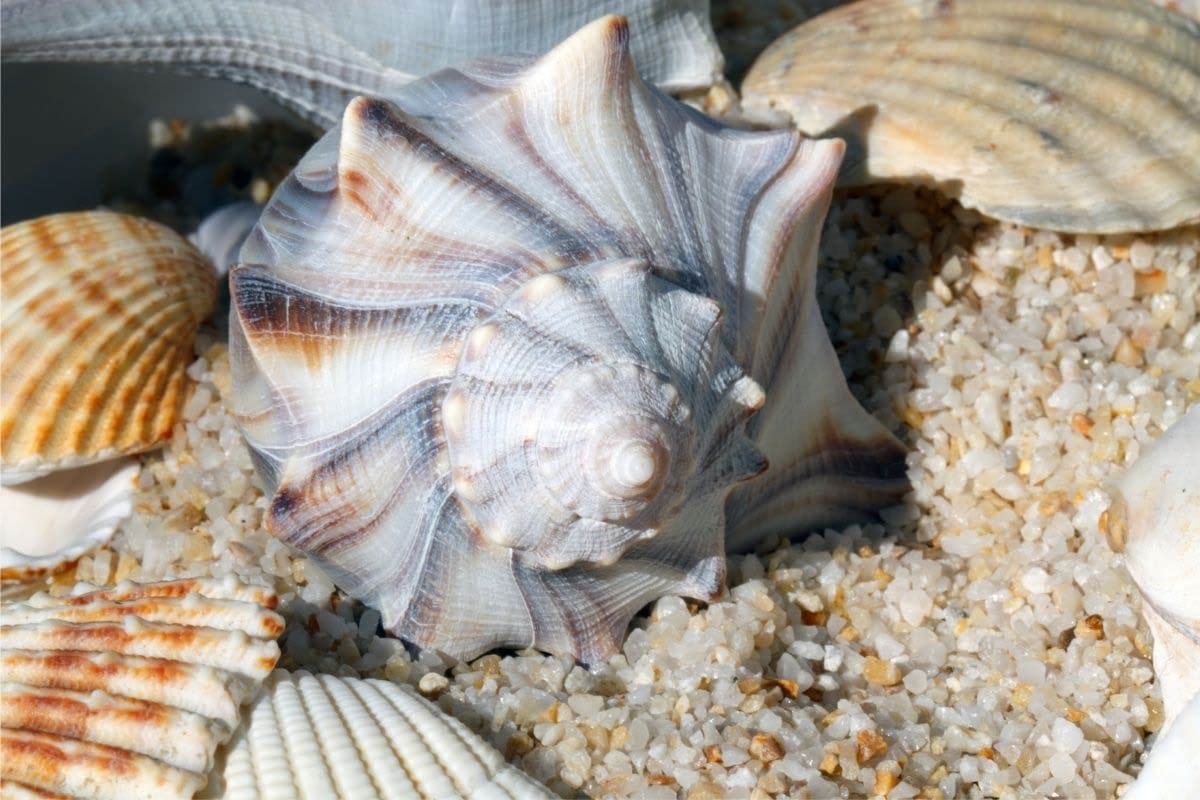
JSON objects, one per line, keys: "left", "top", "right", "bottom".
{"left": 229, "top": 16, "right": 906, "bottom": 662}
{"left": 0, "top": 0, "right": 723, "bottom": 127}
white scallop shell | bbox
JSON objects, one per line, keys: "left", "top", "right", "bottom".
{"left": 1, "top": 0, "right": 723, "bottom": 127}
{"left": 1106, "top": 406, "right": 1200, "bottom": 733}
{"left": 203, "top": 670, "right": 554, "bottom": 800}
{"left": 229, "top": 16, "right": 906, "bottom": 662}
{"left": 0, "top": 459, "right": 139, "bottom": 584}
{"left": 0, "top": 577, "right": 283, "bottom": 800}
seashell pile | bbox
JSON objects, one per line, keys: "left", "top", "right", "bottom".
{"left": 204, "top": 670, "right": 555, "bottom": 799}
{"left": 228, "top": 15, "right": 906, "bottom": 663}
{"left": 2, "top": 3, "right": 1199, "bottom": 797}
{"left": 741, "top": 0, "right": 1200, "bottom": 233}
{"left": 0, "top": 0, "right": 724, "bottom": 127}
{"left": 0, "top": 577, "right": 283, "bottom": 800}
{"left": 1, "top": 211, "right": 217, "bottom": 585}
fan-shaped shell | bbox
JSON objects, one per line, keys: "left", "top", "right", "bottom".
{"left": 1, "top": 211, "right": 217, "bottom": 484}
{"left": 0, "top": 577, "right": 283, "bottom": 800}
{"left": 741, "top": 0, "right": 1200, "bottom": 233}
{"left": 203, "top": 670, "right": 553, "bottom": 799}
{"left": 1, "top": 0, "right": 723, "bottom": 127}
{"left": 1106, "top": 406, "right": 1200, "bottom": 734}
{"left": 229, "top": 16, "right": 906, "bottom": 662}
{"left": 0, "top": 459, "right": 139, "bottom": 584}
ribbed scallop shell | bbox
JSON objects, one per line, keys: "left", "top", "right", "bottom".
{"left": 1106, "top": 406, "right": 1200, "bottom": 735}
{"left": 1, "top": 0, "right": 722, "bottom": 127}
{"left": 0, "top": 577, "right": 283, "bottom": 800}
{"left": 204, "top": 670, "right": 553, "bottom": 800}
{"left": 742, "top": 0, "right": 1200, "bottom": 233}
{"left": 1, "top": 211, "right": 217, "bottom": 484}
{"left": 230, "top": 16, "right": 906, "bottom": 662}
{"left": 0, "top": 459, "right": 139, "bottom": 584}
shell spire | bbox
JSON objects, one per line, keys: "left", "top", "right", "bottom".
{"left": 230, "top": 15, "right": 906, "bottom": 662}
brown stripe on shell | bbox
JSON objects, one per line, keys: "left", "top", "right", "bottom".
{"left": 0, "top": 619, "right": 280, "bottom": 680}
{"left": 33, "top": 577, "right": 278, "bottom": 609}
{"left": 267, "top": 377, "right": 446, "bottom": 555}
{"left": 729, "top": 414, "right": 909, "bottom": 542}
{"left": 0, "top": 683, "right": 225, "bottom": 773}
{"left": 0, "top": 728, "right": 204, "bottom": 800}
{"left": 5, "top": 594, "right": 284, "bottom": 639}
{"left": 342, "top": 96, "right": 601, "bottom": 265}
{"left": 0, "top": 211, "right": 216, "bottom": 477}
{"left": 0, "top": 650, "right": 247, "bottom": 728}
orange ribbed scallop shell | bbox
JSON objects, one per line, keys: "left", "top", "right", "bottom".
{"left": 1, "top": 211, "right": 216, "bottom": 483}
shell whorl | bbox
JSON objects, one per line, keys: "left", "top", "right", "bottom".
{"left": 445, "top": 260, "right": 765, "bottom": 571}
{"left": 230, "top": 16, "right": 905, "bottom": 661}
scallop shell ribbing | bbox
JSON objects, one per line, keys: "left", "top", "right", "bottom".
{"left": 229, "top": 16, "right": 907, "bottom": 662}
{"left": 0, "top": 577, "right": 283, "bottom": 800}
{"left": 1, "top": 211, "right": 217, "bottom": 484}
{"left": 204, "top": 670, "right": 554, "bottom": 799}
{"left": 742, "top": 0, "right": 1200, "bottom": 233}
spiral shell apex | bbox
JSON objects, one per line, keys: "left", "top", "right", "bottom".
{"left": 230, "top": 16, "right": 906, "bottom": 661}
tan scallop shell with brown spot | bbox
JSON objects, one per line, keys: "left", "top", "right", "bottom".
{"left": 230, "top": 16, "right": 906, "bottom": 663}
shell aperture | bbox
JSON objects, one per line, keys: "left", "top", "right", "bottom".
{"left": 230, "top": 16, "right": 907, "bottom": 662}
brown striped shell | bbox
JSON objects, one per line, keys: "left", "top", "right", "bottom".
{"left": 1, "top": 210, "right": 217, "bottom": 484}
{"left": 230, "top": 16, "right": 906, "bottom": 663}
{"left": 741, "top": 0, "right": 1200, "bottom": 233}
{"left": 0, "top": 577, "right": 282, "bottom": 800}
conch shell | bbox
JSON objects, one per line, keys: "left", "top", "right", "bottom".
{"left": 1, "top": 0, "right": 723, "bottom": 127}
{"left": 204, "top": 670, "right": 554, "bottom": 799}
{"left": 0, "top": 577, "right": 283, "bottom": 800}
{"left": 229, "top": 16, "right": 906, "bottom": 662}
{"left": 741, "top": 0, "right": 1200, "bottom": 233}
{"left": 1106, "top": 406, "right": 1200, "bottom": 734}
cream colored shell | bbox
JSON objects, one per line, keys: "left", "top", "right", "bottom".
{"left": 742, "top": 0, "right": 1200, "bottom": 233}
{"left": 1, "top": 210, "right": 217, "bottom": 484}
{"left": 1106, "top": 406, "right": 1200, "bottom": 735}
{"left": 0, "top": 577, "right": 283, "bottom": 800}
{"left": 0, "top": 459, "right": 139, "bottom": 584}
{"left": 204, "top": 670, "right": 554, "bottom": 799}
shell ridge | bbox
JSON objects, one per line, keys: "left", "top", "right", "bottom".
{"left": 293, "top": 672, "right": 380, "bottom": 799}
{"left": 338, "top": 96, "right": 599, "bottom": 263}
{"left": 789, "top": 41, "right": 1200, "bottom": 176}
{"left": 317, "top": 674, "right": 421, "bottom": 799}
{"left": 357, "top": 679, "right": 481, "bottom": 799}
{"left": 743, "top": 0, "right": 1200, "bottom": 231}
